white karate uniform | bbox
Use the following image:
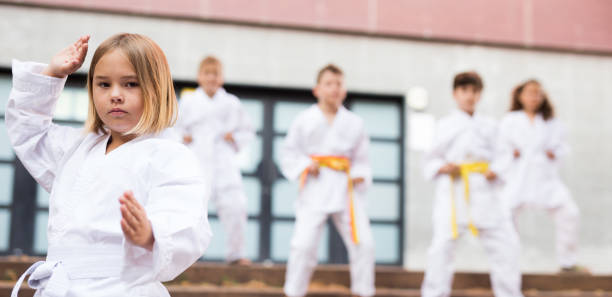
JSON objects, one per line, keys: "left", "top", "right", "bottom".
{"left": 175, "top": 87, "right": 254, "bottom": 262}
{"left": 280, "top": 105, "right": 375, "bottom": 297}
{"left": 496, "top": 111, "right": 579, "bottom": 268}
{"left": 6, "top": 60, "right": 211, "bottom": 297}
{"left": 421, "top": 110, "right": 523, "bottom": 297}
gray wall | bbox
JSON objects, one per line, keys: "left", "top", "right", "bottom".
{"left": 2, "top": 4, "right": 611, "bottom": 273}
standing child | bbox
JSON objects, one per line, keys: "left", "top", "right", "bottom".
{"left": 496, "top": 79, "right": 586, "bottom": 273}
{"left": 8, "top": 34, "right": 211, "bottom": 296}
{"left": 421, "top": 72, "right": 523, "bottom": 297}
{"left": 175, "top": 56, "right": 254, "bottom": 265}
{"left": 280, "top": 64, "right": 375, "bottom": 297}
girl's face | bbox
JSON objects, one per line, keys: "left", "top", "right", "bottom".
{"left": 92, "top": 49, "right": 144, "bottom": 135}
{"left": 519, "top": 82, "right": 544, "bottom": 113}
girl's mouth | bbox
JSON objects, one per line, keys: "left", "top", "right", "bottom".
{"left": 109, "top": 108, "right": 127, "bottom": 116}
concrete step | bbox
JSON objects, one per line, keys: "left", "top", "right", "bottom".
{"left": 3, "top": 281, "right": 612, "bottom": 297}
{"left": 1, "top": 257, "right": 610, "bottom": 296}
{"left": 174, "top": 262, "right": 612, "bottom": 291}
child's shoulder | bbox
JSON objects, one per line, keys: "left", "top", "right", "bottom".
{"left": 499, "top": 111, "right": 523, "bottom": 126}
{"left": 141, "top": 135, "right": 202, "bottom": 173}
{"left": 295, "top": 104, "right": 319, "bottom": 120}
{"left": 476, "top": 114, "right": 497, "bottom": 126}
{"left": 341, "top": 107, "right": 365, "bottom": 126}
{"left": 504, "top": 111, "right": 523, "bottom": 120}
{"left": 436, "top": 113, "right": 458, "bottom": 128}
{"left": 178, "top": 91, "right": 200, "bottom": 109}
{"left": 144, "top": 135, "right": 192, "bottom": 156}
{"left": 221, "top": 90, "right": 242, "bottom": 105}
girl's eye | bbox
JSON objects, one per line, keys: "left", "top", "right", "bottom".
{"left": 98, "top": 82, "right": 110, "bottom": 88}
{"left": 126, "top": 82, "right": 139, "bottom": 88}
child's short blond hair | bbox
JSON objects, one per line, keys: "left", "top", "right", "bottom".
{"left": 316, "top": 64, "right": 343, "bottom": 83}
{"left": 86, "top": 33, "right": 177, "bottom": 136}
{"left": 199, "top": 56, "right": 222, "bottom": 72}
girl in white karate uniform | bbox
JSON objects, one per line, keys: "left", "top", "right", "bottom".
{"left": 7, "top": 34, "right": 211, "bottom": 297}
{"left": 496, "top": 79, "right": 586, "bottom": 273}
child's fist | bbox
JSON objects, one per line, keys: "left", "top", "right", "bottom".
{"left": 308, "top": 161, "right": 320, "bottom": 177}
{"left": 438, "top": 163, "right": 460, "bottom": 177}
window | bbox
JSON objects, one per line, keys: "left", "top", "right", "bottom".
{"left": 4, "top": 77, "right": 405, "bottom": 265}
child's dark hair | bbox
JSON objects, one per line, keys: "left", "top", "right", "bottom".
{"left": 511, "top": 79, "right": 554, "bottom": 120}
{"left": 453, "top": 71, "right": 483, "bottom": 91}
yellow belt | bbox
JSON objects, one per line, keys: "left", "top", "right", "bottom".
{"left": 299, "top": 155, "right": 359, "bottom": 244}
{"left": 450, "top": 162, "right": 489, "bottom": 240}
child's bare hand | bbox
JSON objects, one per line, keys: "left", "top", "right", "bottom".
{"left": 120, "top": 191, "right": 154, "bottom": 251}
{"left": 42, "top": 35, "right": 90, "bottom": 78}
{"left": 513, "top": 149, "right": 521, "bottom": 159}
{"left": 352, "top": 177, "right": 365, "bottom": 185}
{"left": 183, "top": 135, "right": 193, "bottom": 144}
{"left": 224, "top": 132, "right": 235, "bottom": 144}
{"left": 485, "top": 171, "right": 497, "bottom": 181}
{"left": 308, "top": 161, "right": 320, "bottom": 177}
{"left": 438, "top": 163, "right": 460, "bottom": 177}
{"left": 546, "top": 150, "right": 556, "bottom": 160}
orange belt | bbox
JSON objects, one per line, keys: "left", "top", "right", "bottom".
{"left": 299, "top": 155, "right": 359, "bottom": 244}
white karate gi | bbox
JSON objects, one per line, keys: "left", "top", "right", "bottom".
{"left": 421, "top": 110, "right": 523, "bottom": 297}
{"left": 496, "top": 111, "right": 579, "bottom": 268}
{"left": 280, "top": 105, "right": 375, "bottom": 297}
{"left": 6, "top": 60, "right": 211, "bottom": 297}
{"left": 175, "top": 87, "right": 254, "bottom": 262}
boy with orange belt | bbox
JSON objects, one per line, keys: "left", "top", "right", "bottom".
{"left": 280, "top": 64, "right": 375, "bottom": 297}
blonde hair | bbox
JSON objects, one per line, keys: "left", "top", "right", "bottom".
{"left": 199, "top": 55, "right": 222, "bottom": 72}
{"left": 86, "top": 33, "right": 177, "bottom": 136}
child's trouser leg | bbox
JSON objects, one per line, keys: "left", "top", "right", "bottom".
{"left": 215, "top": 187, "right": 248, "bottom": 262}
{"left": 551, "top": 197, "right": 580, "bottom": 268}
{"left": 283, "top": 209, "right": 329, "bottom": 297}
{"left": 421, "top": 224, "right": 457, "bottom": 297}
{"left": 331, "top": 199, "right": 375, "bottom": 297}
{"left": 480, "top": 221, "right": 524, "bottom": 297}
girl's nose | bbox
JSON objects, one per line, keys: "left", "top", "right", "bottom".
{"left": 111, "top": 86, "right": 123, "bottom": 103}
{"left": 111, "top": 95, "right": 123, "bottom": 104}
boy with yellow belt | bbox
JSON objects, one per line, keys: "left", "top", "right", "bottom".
{"left": 421, "top": 72, "right": 523, "bottom": 297}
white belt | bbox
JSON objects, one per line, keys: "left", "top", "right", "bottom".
{"left": 11, "top": 246, "right": 124, "bottom": 297}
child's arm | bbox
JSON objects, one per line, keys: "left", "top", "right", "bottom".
{"left": 174, "top": 95, "right": 193, "bottom": 144}
{"left": 489, "top": 116, "right": 517, "bottom": 181}
{"left": 350, "top": 123, "right": 372, "bottom": 188}
{"left": 5, "top": 35, "right": 89, "bottom": 192}
{"left": 423, "top": 120, "right": 454, "bottom": 180}
{"left": 279, "top": 117, "right": 312, "bottom": 182}
{"left": 546, "top": 120, "right": 570, "bottom": 161}
{"left": 225, "top": 99, "right": 255, "bottom": 152}
{"left": 122, "top": 144, "right": 211, "bottom": 283}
